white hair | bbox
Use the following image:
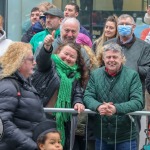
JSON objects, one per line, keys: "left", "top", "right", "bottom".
{"left": 60, "top": 17, "right": 80, "bottom": 33}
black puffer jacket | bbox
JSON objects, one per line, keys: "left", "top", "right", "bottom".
{"left": 32, "top": 46, "right": 83, "bottom": 107}
{"left": 0, "top": 71, "right": 46, "bottom": 150}
{"left": 21, "top": 26, "right": 35, "bottom": 43}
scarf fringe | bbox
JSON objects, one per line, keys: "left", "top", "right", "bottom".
{"left": 51, "top": 54, "right": 80, "bottom": 146}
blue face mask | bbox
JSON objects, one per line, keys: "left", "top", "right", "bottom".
{"left": 118, "top": 25, "right": 132, "bottom": 37}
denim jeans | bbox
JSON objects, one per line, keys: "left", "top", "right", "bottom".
{"left": 95, "top": 138, "right": 137, "bottom": 150}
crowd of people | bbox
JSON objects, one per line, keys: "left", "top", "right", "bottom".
{"left": 1, "top": 1, "right": 150, "bottom": 150}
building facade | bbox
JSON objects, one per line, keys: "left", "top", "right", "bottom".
{"left": 0, "top": 0, "right": 149, "bottom": 41}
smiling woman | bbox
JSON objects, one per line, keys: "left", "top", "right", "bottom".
{"left": 93, "top": 15, "right": 118, "bottom": 66}
{"left": 32, "top": 42, "right": 88, "bottom": 149}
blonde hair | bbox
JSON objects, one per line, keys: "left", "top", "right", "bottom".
{"left": 38, "top": 2, "right": 56, "bottom": 12}
{"left": 0, "top": 42, "right": 32, "bottom": 79}
{"left": 95, "top": 15, "right": 118, "bottom": 60}
{"left": 96, "top": 47, "right": 104, "bottom": 66}
{"left": 0, "top": 15, "right": 3, "bottom": 29}
{"left": 82, "top": 45, "right": 99, "bottom": 70}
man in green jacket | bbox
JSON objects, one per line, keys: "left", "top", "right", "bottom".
{"left": 83, "top": 43, "right": 144, "bottom": 150}
{"left": 105, "top": 14, "right": 150, "bottom": 148}
{"left": 30, "top": 7, "right": 64, "bottom": 54}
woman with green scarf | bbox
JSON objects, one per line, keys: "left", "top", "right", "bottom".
{"left": 32, "top": 41, "right": 88, "bottom": 149}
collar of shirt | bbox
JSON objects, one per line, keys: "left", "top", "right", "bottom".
{"left": 120, "top": 36, "right": 133, "bottom": 44}
{"left": 105, "top": 67, "right": 117, "bottom": 76}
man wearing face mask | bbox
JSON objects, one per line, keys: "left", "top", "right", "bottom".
{"left": 105, "top": 14, "right": 150, "bottom": 148}
{"left": 105, "top": 14, "right": 150, "bottom": 93}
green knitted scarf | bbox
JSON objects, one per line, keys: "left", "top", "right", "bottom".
{"left": 51, "top": 54, "right": 81, "bottom": 145}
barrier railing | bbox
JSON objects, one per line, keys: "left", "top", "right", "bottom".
{"left": 44, "top": 108, "right": 150, "bottom": 115}
{"left": 44, "top": 108, "right": 149, "bottom": 150}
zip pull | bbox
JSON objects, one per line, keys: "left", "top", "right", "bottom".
{"left": 17, "top": 92, "right": 21, "bottom": 96}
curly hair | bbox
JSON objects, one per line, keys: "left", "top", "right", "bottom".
{"left": 38, "top": 2, "right": 56, "bottom": 12}
{"left": 96, "top": 46, "right": 105, "bottom": 66}
{"left": 54, "top": 42, "right": 88, "bottom": 88}
{"left": 0, "top": 42, "right": 32, "bottom": 79}
{"left": 95, "top": 15, "right": 118, "bottom": 65}
{"left": 82, "top": 45, "right": 99, "bottom": 70}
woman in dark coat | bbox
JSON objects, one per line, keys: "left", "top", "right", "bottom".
{"left": 32, "top": 38, "right": 87, "bottom": 149}
{"left": 0, "top": 42, "right": 47, "bottom": 150}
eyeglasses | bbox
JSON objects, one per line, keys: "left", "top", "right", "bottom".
{"left": 25, "top": 57, "right": 35, "bottom": 63}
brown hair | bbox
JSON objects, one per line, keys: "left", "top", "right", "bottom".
{"left": 66, "top": 2, "right": 80, "bottom": 13}
{"left": 55, "top": 42, "right": 88, "bottom": 88}
{"left": 38, "top": 2, "right": 56, "bottom": 12}
{"left": 82, "top": 45, "right": 99, "bottom": 70}
{"left": 31, "top": 7, "right": 40, "bottom": 13}
{"left": 95, "top": 15, "right": 118, "bottom": 66}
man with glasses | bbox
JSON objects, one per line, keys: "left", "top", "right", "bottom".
{"left": 106, "top": 14, "right": 150, "bottom": 95}
{"left": 105, "top": 14, "right": 150, "bottom": 149}
{"left": 0, "top": 42, "right": 49, "bottom": 150}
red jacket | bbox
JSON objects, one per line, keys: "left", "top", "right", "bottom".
{"left": 140, "top": 28, "right": 150, "bottom": 40}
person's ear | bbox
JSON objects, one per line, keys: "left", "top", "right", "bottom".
{"left": 75, "top": 12, "right": 79, "bottom": 17}
{"left": 39, "top": 144, "right": 45, "bottom": 150}
{"left": 131, "top": 24, "right": 136, "bottom": 32}
{"left": 59, "top": 18, "right": 63, "bottom": 24}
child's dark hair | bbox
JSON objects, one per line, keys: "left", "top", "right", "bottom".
{"left": 37, "top": 129, "right": 61, "bottom": 150}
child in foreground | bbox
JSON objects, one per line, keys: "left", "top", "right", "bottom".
{"left": 33, "top": 120, "right": 63, "bottom": 150}
{"left": 37, "top": 129, "right": 63, "bottom": 150}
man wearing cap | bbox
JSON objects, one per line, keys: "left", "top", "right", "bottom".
{"left": 30, "top": 7, "right": 64, "bottom": 54}
{"left": 35, "top": 17, "right": 90, "bottom": 68}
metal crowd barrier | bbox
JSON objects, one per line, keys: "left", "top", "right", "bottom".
{"left": 44, "top": 108, "right": 150, "bottom": 150}
{"left": 44, "top": 108, "right": 150, "bottom": 115}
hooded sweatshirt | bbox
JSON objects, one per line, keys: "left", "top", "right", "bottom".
{"left": 0, "top": 30, "right": 12, "bottom": 56}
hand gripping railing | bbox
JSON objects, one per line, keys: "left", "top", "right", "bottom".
{"left": 44, "top": 108, "right": 150, "bottom": 150}
{"left": 44, "top": 108, "right": 150, "bottom": 115}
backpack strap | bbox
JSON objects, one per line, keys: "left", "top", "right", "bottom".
{"left": 0, "top": 78, "right": 21, "bottom": 141}
{"left": 9, "top": 79, "right": 21, "bottom": 99}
